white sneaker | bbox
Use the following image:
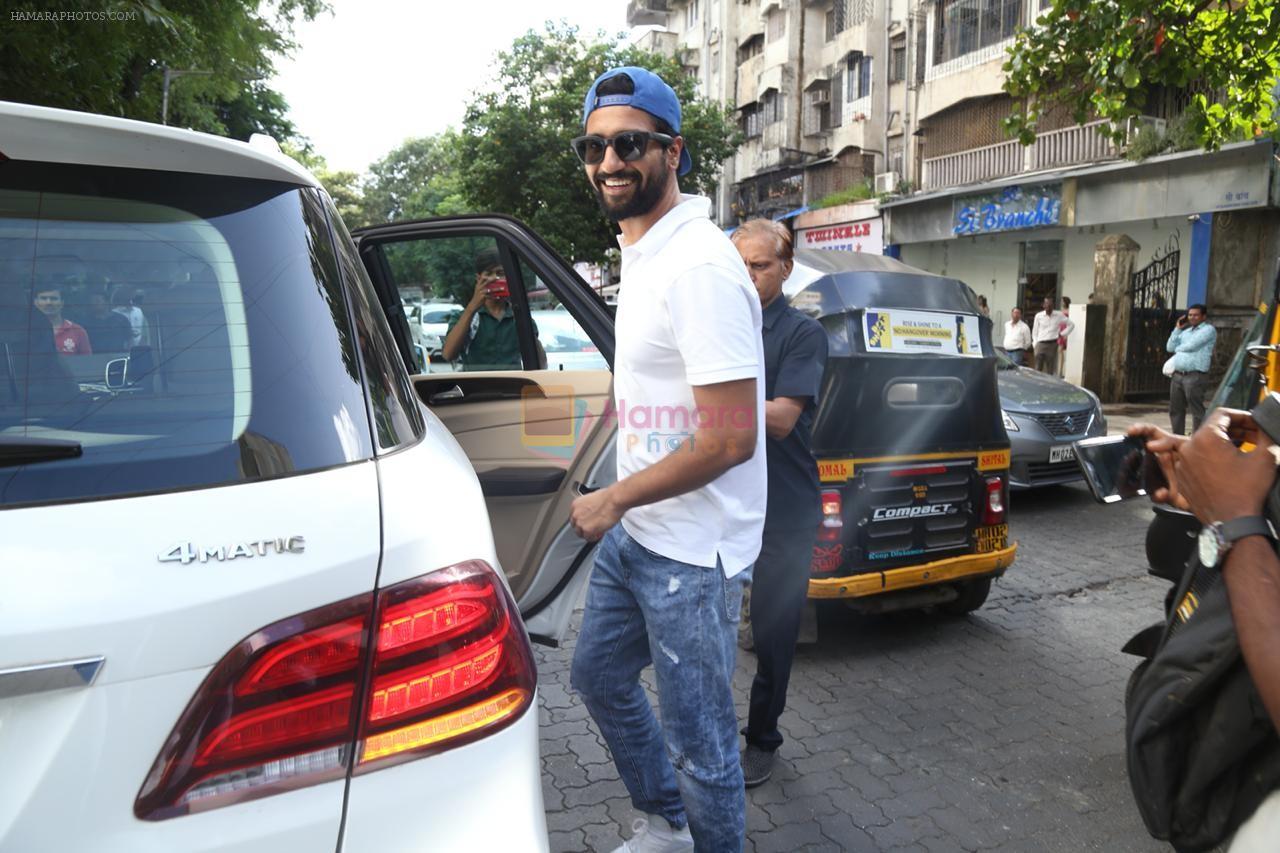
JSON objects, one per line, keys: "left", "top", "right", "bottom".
{"left": 610, "top": 814, "right": 695, "bottom": 853}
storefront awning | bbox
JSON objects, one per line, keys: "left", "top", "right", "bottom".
{"left": 773, "top": 205, "right": 810, "bottom": 222}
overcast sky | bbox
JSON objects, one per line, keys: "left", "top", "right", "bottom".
{"left": 270, "top": 0, "right": 643, "bottom": 173}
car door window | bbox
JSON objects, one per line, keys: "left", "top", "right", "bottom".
{"left": 372, "top": 234, "right": 546, "bottom": 374}
{"left": 522, "top": 259, "right": 609, "bottom": 372}
{"left": 326, "top": 195, "right": 424, "bottom": 451}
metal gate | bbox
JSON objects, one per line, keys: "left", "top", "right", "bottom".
{"left": 1125, "top": 235, "right": 1180, "bottom": 398}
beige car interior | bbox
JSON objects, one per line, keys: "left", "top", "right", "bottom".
{"left": 413, "top": 369, "right": 613, "bottom": 601}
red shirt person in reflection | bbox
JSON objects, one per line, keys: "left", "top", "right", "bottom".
{"left": 33, "top": 285, "right": 92, "bottom": 355}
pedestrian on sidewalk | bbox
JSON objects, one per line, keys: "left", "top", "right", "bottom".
{"left": 567, "top": 67, "right": 766, "bottom": 853}
{"left": 1032, "top": 296, "right": 1072, "bottom": 374}
{"left": 731, "top": 219, "right": 828, "bottom": 790}
{"left": 1166, "top": 303, "right": 1216, "bottom": 435}
{"left": 1003, "top": 306, "right": 1032, "bottom": 366}
{"left": 1057, "top": 296, "right": 1071, "bottom": 377}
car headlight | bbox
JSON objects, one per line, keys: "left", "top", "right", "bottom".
{"left": 1002, "top": 410, "right": 1020, "bottom": 432}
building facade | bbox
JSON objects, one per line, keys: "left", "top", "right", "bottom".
{"left": 628, "top": 0, "right": 1280, "bottom": 391}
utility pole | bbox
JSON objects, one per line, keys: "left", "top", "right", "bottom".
{"left": 161, "top": 67, "right": 213, "bottom": 126}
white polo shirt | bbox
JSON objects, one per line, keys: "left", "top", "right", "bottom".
{"left": 613, "top": 195, "right": 766, "bottom": 578}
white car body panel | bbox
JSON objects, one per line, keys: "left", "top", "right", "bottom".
{"left": 0, "top": 101, "right": 317, "bottom": 186}
{"left": 0, "top": 463, "right": 381, "bottom": 850}
{"left": 1, "top": 105, "right": 558, "bottom": 851}
{"left": 341, "top": 406, "right": 550, "bottom": 848}
{"left": 1, "top": 669, "right": 347, "bottom": 853}
{"left": 339, "top": 699, "right": 547, "bottom": 852}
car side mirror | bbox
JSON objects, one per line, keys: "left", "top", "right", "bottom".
{"left": 105, "top": 357, "right": 129, "bottom": 389}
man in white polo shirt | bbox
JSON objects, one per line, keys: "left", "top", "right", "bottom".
{"left": 567, "top": 67, "right": 765, "bottom": 853}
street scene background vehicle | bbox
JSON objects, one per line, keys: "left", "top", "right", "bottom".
{"left": 6, "top": 0, "right": 1280, "bottom": 849}
{"left": 786, "top": 251, "right": 1015, "bottom": 616}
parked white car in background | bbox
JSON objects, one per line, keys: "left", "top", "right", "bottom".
{"left": 419, "top": 301, "right": 462, "bottom": 356}
{"left": 0, "top": 102, "right": 617, "bottom": 852}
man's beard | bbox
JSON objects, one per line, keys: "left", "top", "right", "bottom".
{"left": 594, "top": 166, "right": 670, "bottom": 222}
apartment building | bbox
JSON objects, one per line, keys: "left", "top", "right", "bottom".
{"left": 889, "top": 0, "right": 1278, "bottom": 386}
{"left": 627, "top": 0, "right": 901, "bottom": 249}
{"left": 630, "top": 0, "right": 1279, "bottom": 388}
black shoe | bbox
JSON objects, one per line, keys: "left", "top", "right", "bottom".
{"left": 742, "top": 745, "right": 775, "bottom": 788}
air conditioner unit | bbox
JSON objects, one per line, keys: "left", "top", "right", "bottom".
{"left": 1126, "top": 115, "right": 1167, "bottom": 139}
{"left": 875, "top": 171, "right": 900, "bottom": 194}
{"left": 808, "top": 88, "right": 830, "bottom": 105}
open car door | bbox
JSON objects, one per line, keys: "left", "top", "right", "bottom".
{"left": 352, "top": 215, "right": 616, "bottom": 645}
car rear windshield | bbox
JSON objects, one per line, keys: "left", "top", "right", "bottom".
{"left": 0, "top": 160, "right": 374, "bottom": 508}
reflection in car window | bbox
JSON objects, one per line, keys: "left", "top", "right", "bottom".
{"left": 0, "top": 161, "right": 374, "bottom": 508}
{"left": 1210, "top": 308, "right": 1270, "bottom": 411}
{"left": 521, "top": 259, "right": 608, "bottom": 372}
{"left": 325, "top": 198, "right": 423, "bottom": 452}
{"left": 378, "top": 235, "right": 529, "bottom": 373}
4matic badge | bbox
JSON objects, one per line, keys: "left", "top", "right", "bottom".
{"left": 871, "top": 504, "right": 956, "bottom": 521}
{"left": 159, "top": 536, "right": 306, "bottom": 565}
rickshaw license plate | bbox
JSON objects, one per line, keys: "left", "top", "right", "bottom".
{"left": 976, "top": 524, "right": 1008, "bottom": 553}
{"left": 1049, "top": 445, "right": 1076, "bottom": 464}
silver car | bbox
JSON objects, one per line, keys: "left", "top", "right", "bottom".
{"left": 996, "top": 350, "right": 1107, "bottom": 488}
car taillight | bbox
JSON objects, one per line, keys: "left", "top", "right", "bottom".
{"left": 983, "top": 475, "right": 1006, "bottom": 525}
{"left": 355, "top": 564, "right": 535, "bottom": 773}
{"left": 818, "top": 488, "right": 843, "bottom": 542}
{"left": 135, "top": 560, "right": 534, "bottom": 820}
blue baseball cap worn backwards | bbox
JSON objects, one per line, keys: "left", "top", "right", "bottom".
{"left": 582, "top": 66, "right": 693, "bottom": 177}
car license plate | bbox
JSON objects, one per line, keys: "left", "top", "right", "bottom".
{"left": 975, "top": 523, "right": 1008, "bottom": 553}
{"left": 1049, "top": 445, "right": 1076, "bottom": 464}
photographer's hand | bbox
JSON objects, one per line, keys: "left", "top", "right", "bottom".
{"left": 1127, "top": 422, "right": 1189, "bottom": 510}
{"left": 1174, "top": 409, "right": 1280, "bottom": 524}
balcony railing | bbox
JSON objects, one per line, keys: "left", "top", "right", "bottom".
{"left": 922, "top": 120, "right": 1120, "bottom": 191}
{"left": 1031, "top": 120, "right": 1118, "bottom": 171}
{"left": 922, "top": 138, "right": 1022, "bottom": 190}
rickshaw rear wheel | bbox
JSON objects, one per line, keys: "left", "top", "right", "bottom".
{"left": 938, "top": 577, "right": 992, "bottom": 615}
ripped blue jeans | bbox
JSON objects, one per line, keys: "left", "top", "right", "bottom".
{"left": 571, "top": 524, "right": 750, "bottom": 852}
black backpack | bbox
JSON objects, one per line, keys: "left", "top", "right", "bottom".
{"left": 1124, "top": 518, "right": 1280, "bottom": 852}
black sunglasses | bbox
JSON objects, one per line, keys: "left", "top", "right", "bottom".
{"left": 570, "top": 131, "right": 675, "bottom": 165}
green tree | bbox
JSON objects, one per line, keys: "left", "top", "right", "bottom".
{"left": 0, "top": 0, "right": 325, "bottom": 141}
{"left": 280, "top": 140, "right": 367, "bottom": 227}
{"left": 1003, "top": 0, "right": 1279, "bottom": 151}
{"left": 357, "top": 133, "right": 474, "bottom": 301}
{"left": 361, "top": 133, "right": 470, "bottom": 224}
{"left": 458, "top": 22, "right": 742, "bottom": 265}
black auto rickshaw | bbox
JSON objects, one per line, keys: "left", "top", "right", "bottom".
{"left": 787, "top": 250, "right": 1017, "bottom": 614}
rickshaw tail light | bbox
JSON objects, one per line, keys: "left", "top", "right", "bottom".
{"left": 983, "top": 476, "right": 1006, "bottom": 525}
{"left": 817, "top": 489, "right": 843, "bottom": 541}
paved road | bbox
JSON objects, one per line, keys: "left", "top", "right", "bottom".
{"left": 536, "top": 482, "right": 1173, "bottom": 852}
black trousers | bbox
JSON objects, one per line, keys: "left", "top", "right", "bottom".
{"left": 1169, "top": 370, "right": 1210, "bottom": 436}
{"left": 745, "top": 523, "right": 818, "bottom": 752}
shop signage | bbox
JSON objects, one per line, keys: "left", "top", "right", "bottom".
{"left": 796, "top": 217, "right": 883, "bottom": 253}
{"left": 952, "top": 184, "right": 1061, "bottom": 235}
{"left": 863, "top": 308, "right": 982, "bottom": 357}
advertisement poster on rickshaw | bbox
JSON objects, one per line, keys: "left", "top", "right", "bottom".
{"left": 864, "top": 308, "right": 983, "bottom": 356}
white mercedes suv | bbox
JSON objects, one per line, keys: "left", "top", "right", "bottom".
{"left": 0, "top": 102, "right": 619, "bottom": 852}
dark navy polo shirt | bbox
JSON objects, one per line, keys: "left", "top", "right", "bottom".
{"left": 761, "top": 294, "right": 829, "bottom": 531}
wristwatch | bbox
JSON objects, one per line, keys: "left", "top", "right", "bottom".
{"left": 1197, "top": 516, "right": 1277, "bottom": 568}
